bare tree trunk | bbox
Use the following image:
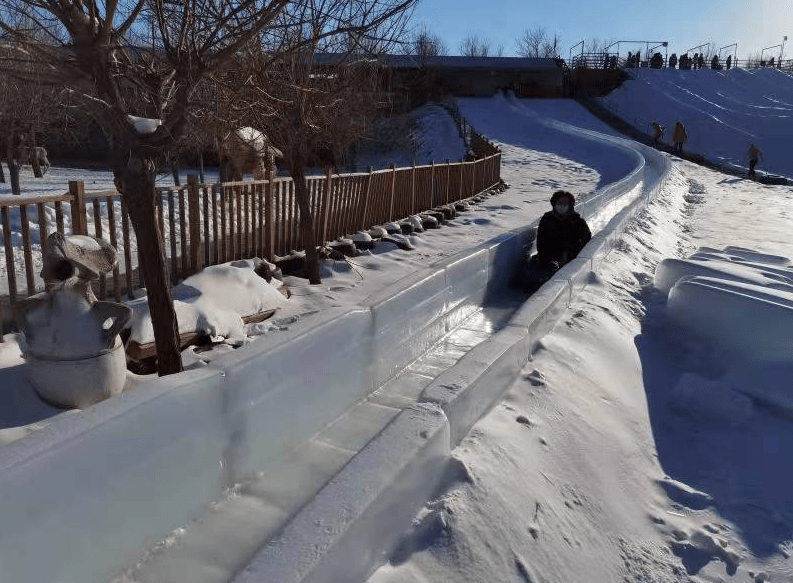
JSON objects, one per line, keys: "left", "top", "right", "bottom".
{"left": 170, "top": 157, "right": 181, "bottom": 186}
{"left": 116, "top": 154, "right": 184, "bottom": 375}
{"left": 29, "top": 131, "right": 43, "bottom": 178}
{"left": 8, "top": 160, "right": 21, "bottom": 195}
{"left": 4, "top": 136, "right": 20, "bottom": 194}
{"left": 290, "top": 158, "right": 321, "bottom": 284}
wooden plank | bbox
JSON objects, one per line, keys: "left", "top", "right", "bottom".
{"left": 360, "top": 168, "right": 373, "bottom": 231}
{"left": 220, "top": 185, "right": 228, "bottom": 262}
{"left": 36, "top": 202, "right": 49, "bottom": 250}
{"left": 265, "top": 174, "right": 273, "bottom": 261}
{"left": 19, "top": 205, "right": 35, "bottom": 296}
{"left": 68, "top": 181, "right": 88, "bottom": 235}
{"left": 319, "top": 169, "right": 332, "bottom": 248}
{"left": 178, "top": 187, "right": 188, "bottom": 277}
{"left": 92, "top": 197, "right": 106, "bottom": 299}
{"left": 445, "top": 161, "right": 451, "bottom": 205}
{"left": 168, "top": 189, "right": 178, "bottom": 284}
{"left": 121, "top": 199, "right": 134, "bottom": 299}
{"left": 459, "top": 160, "right": 464, "bottom": 200}
{"left": 106, "top": 197, "right": 122, "bottom": 302}
{"left": 55, "top": 201, "right": 64, "bottom": 235}
{"left": 253, "top": 183, "right": 260, "bottom": 258}
{"left": 388, "top": 164, "right": 396, "bottom": 221}
{"left": 212, "top": 184, "right": 220, "bottom": 265}
{"left": 244, "top": 183, "right": 251, "bottom": 257}
{"left": 236, "top": 185, "right": 243, "bottom": 259}
{"left": 0, "top": 192, "right": 71, "bottom": 208}
{"left": 203, "top": 184, "right": 211, "bottom": 267}
{"left": 327, "top": 175, "right": 338, "bottom": 242}
{"left": 156, "top": 191, "right": 164, "bottom": 248}
{"left": 187, "top": 175, "right": 201, "bottom": 274}
{"left": 286, "top": 180, "right": 294, "bottom": 252}
{"left": 2, "top": 207, "right": 18, "bottom": 302}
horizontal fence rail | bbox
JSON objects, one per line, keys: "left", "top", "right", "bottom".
{"left": 569, "top": 52, "right": 793, "bottom": 73}
{"left": 0, "top": 154, "right": 501, "bottom": 328}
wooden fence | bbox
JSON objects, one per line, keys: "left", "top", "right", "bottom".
{"left": 0, "top": 153, "right": 501, "bottom": 330}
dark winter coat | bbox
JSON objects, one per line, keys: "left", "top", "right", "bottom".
{"left": 536, "top": 209, "right": 592, "bottom": 266}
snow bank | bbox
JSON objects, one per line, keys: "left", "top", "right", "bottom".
{"left": 657, "top": 247, "right": 793, "bottom": 364}
{"left": 127, "top": 259, "right": 288, "bottom": 346}
{"left": 127, "top": 115, "right": 162, "bottom": 135}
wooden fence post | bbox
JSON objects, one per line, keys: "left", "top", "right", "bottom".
{"left": 430, "top": 161, "right": 435, "bottom": 209}
{"left": 360, "top": 167, "right": 373, "bottom": 231}
{"left": 265, "top": 167, "right": 274, "bottom": 261}
{"left": 68, "top": 180, "right": 88, "bottom": 235}
{"left": 443, "top": 158, "right": 452, "bottom": 204}
{"left": 459, "top": 159, "right": 464, "bottom": 200}
{"left": 321, "top": 166, "right": 333, "bottom": 246}
{"left": 388, "top": 163, "right": 396, "bottom": 221}
{"left": 410, "top": 162, "right": 416, "bottom": 215}
{"left": 187, "top": 174, "right": 202, "bottom": 274}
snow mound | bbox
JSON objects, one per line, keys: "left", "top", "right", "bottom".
{"left": 127, "top": 258, "right": 287, "bottom": 346}
{"left": 127, "top": 115, "right": 162, "bottom": 135}
{"left": 657, "top": 247, "right": 793, "bottom": 364}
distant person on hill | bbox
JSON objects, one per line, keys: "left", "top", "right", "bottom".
{"left": 747, "top": 144, "right": 762, "bottom": 179}
{"left": 669, "top": 53, "right": 678, "bottom": 69}
{"left": 726, "top": 55, "right": 732, "bottom": 70}
{"left": 698, "top": 54, "right": 705, "bottom": 69}
{"left": 518, "top": 191, "right": 592, "bottom": 292}
{"left": 651, "top": 121, "right": 665, "bottom": 147}
{"left": 672, "top": 121, "right": 688, "bottom": 154}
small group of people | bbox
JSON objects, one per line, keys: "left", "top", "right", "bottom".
{"left": 651, "top": 121, "right": 763, "bottom": 178}
{"left": 650, "top": 120, "right": 688, "bottom": 153}
{"left": 517, "top": 190, "right": 592, "bottom": 293}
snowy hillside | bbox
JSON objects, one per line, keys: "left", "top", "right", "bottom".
{"left": 601, "top": 67, "right": 793, "bottom": 179}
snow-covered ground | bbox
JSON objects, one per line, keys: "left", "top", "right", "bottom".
{"left": 601, "top": 67, "right": 793, "bottom": 180}
{"left": 3, "top": 67, "right": 793, "bottom": 582}
{"left": 367, "top": 158, "right": 793, "bottom": 583}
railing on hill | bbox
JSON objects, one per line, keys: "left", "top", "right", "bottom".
{"left": 440, "top": 99, "right": 500, "bottom": 159}
{"left": 569, "top": 52, "right": 793, "bottom": 73}
{"left": 0, "top": 154, "right": 502, "bottom": 332}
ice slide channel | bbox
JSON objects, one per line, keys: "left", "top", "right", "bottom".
{"left": 0, "top": 121, "right": 665, "bottom": 583}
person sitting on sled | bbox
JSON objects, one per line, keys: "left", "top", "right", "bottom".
{"left": 536, "top": 190, "right": 591, "bottom": 269}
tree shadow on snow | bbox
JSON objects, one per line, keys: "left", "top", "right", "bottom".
{"left": 634, "top": 284, "right": 793, "bottom": 560}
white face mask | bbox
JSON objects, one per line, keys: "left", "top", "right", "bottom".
{"left": 554, "top": 204, "right": 570, "bottom": 215}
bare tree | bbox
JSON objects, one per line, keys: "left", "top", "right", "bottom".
{"left": 0, "top": 1, "right": 285, "bottom": 373}
{"left": 0, "top": 41, "right": 60, "bottom": 192}
{"left": 225, "top": 0, "right": 414, "bottom": 284}
{"left": 516, "top": 27, "right": 561, "bottom": 58}
{"left": 459, "top": 34, "right": 490, "bottom": 58}
{"left": 409, "top": 24, "right": 447, "bottom": 63}
{"left": 516, "top": 27, "right": 545, "bottom": 58}
{"left": 584, "top": 37, "right": 612, "bottom": 54}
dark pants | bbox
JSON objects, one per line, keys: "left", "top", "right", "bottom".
{"left": 674, "top": 141, "right": 683, "bottom": 153}
{"left": 515, "top": 255, "right": 561, "bottom": 293}
{"left": 749, "top": 158, "right": 758, "bottom": 178}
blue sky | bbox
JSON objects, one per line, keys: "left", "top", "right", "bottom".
{"left": 411, "top": 0, "right": 792, "bottom": 61}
